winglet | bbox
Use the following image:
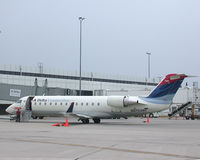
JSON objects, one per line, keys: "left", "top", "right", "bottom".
{"left": 66, "top": 102, "right": 74, "bottom": 113}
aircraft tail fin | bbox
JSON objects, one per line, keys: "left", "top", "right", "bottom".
{"left": 146, "top": 74, "right": 187, "bottom": 103}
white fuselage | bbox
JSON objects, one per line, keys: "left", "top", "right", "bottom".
{"left": 7, "top": 96, "right": 169, "bottom": 119}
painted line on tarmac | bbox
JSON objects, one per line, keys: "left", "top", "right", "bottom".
{"left": 15, "top": 139, "right": 200, "bottom": 159}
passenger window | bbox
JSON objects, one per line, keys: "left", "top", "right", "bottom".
{"left": 55, "top": 102, "right": 57, "bottom": 105}
{"left": 50, "top": 102, "right": 52, "bottom": 105}
{"left": 81, "top": 102, "right": 83, "bottom": 106}
{"left": 39, "top": 103, "right": 41, "bottom": 105}
{"left": 86, "top": 102, "right": 88, "bottom": 106}
{"left": 92, "top": 102, "right": 94, "bottom": 106}
{"left": 44, "top": 103, "right": 46, "bottom": 105}
{"left": 76, "top": 102, "right": 78, "bottom": 106}
{"left": 97, "top": 102, "right": 100, "bottom": 106}
{"left": 65, "top": 102, "right": 68, "bottom": 106}
{"left": 60, "top": 102, "right": 62, "bottom": 105}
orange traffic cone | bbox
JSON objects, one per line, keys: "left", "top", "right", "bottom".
{"left": 64, "top": 118, "right": 69, "bottom": 127}
{"left": 147, "top": 115, "right": 150, "bottom": 123}
{"left": 52, "top": 123, "right": 60, "bottom": 127}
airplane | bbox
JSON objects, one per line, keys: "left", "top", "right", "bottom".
{"left": 6, "top": 73, "right": 187, "bottom": 124}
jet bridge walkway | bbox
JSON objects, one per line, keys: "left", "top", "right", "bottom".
{"left": 168, "top": 102, "right": 192, "bottom": 119}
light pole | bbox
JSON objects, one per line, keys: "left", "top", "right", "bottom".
{"left": 146, "top": 52, "right": 151, "bottom": 79}
{"left": 79, "top": 17, "right": 85, "bottom": 96}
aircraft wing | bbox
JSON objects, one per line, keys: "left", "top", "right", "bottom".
{"left": 70, "top": 113, "right": 92, "bottom": 119}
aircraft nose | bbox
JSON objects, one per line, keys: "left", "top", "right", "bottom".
{"left": 6, "top": 105, "right": 14, "bottom": 114}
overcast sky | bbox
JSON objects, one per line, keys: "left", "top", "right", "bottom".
{"left": 0, "top": 0, "right": 200, "bottom": 84}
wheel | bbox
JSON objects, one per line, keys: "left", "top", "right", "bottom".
{"left": 39, "top": 116, "right": 44, "bottom": 119}
{"left": 191, "top": 116, "right": 195, "bottom": 120}
{"left": 81, "top": 119, "right": 89, "bottom": 124}
{"left": 186, "top": 117, "right": 189, "bottom": 120}
{"left": 149, "top": 113, "right": 154, "bottom": 118}
{"left": 93, "top": 118, "right": 101, "bottom": 124}
{"left": 32, "top": 116, "right": 38, "bottom": 119}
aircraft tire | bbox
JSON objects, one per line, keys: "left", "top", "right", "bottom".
{"left": 191, "top": 116, "right": 195, "bottom": 120}
{"left": 32, "top": 116, "right": 38, "bottom": 119}
{"left": 82, "top": 119, "right": 89, "bottom": 124}
{"left": 93, "top": 118, "right": 101, "bottom": 124}
{"left": 39, "top": 116, "right": 44, "bottom": 119}
{"left": 149, "top": 113, "right": 154, "bottom": 118}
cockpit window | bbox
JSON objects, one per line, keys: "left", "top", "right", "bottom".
{"left": 16, "top": 100, "right": 22, "bottom": 104}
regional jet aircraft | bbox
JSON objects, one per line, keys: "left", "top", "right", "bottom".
{"left": 6, "top": 74, "right": 187, "bottom": 124}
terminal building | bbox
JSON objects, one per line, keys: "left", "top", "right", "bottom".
{"left": 0, "top": 64, "right": 199, "bottom": 116}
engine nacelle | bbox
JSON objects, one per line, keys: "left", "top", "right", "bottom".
{"left": 107, "top": 96, "right": 138, "bottom": 108}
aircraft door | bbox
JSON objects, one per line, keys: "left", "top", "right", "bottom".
{"left": 25, "top": 96, "right": 34, "bottom": 111}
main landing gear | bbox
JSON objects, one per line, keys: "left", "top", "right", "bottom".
{"left": 81, "top": 119, "right": 89, "bottom": 124}
{"left": 93, "top": 118, "right": 101, "bottom": 124}
{"left": 31, "top": 116, "right": 44, "bottom": 119}
{"left": 81, "top": 118, "right": 101, "bottom": 124}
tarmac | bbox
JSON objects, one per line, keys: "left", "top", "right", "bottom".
{"left": 0, "top": 117, "right": 200, "bottom": 160}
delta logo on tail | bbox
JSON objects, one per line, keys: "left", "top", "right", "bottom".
{"left": 142, "top": 74, "right": 187, "bottom": 104}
